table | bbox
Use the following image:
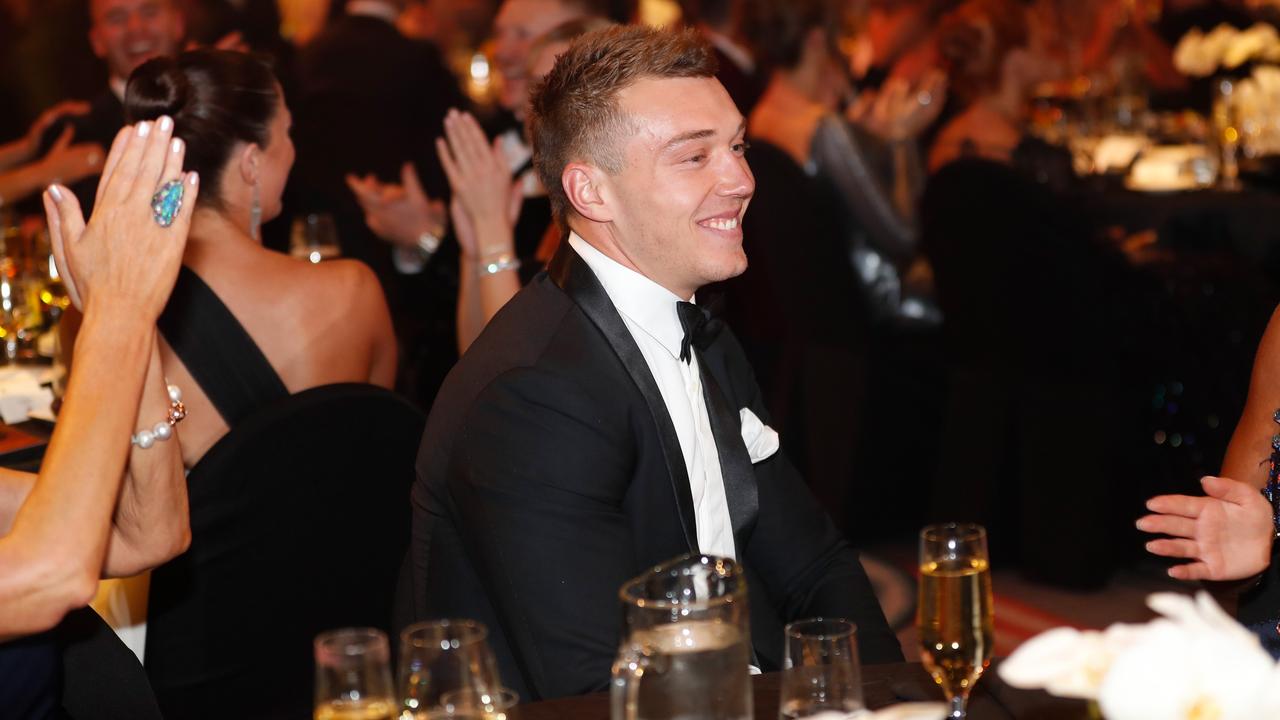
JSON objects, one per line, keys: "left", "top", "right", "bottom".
{"left": 508, "top": 663, "right": 1089, "bottom": 720}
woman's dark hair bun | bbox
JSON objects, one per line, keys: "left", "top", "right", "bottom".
{"left": 123, "top": 49, "right": 279, "bottom": 209}
{"left": 126, "top": 56, "right": 191, "bottom": 121}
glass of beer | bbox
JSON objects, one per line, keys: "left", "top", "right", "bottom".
{"left": 917, "top": 523, "right": 993, "bottom": 720}
{"left": 314, "top": 628, "right": 397, "bottom": 720}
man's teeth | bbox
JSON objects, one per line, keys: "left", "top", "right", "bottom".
{"left": 703, "top": 218, "right": 739, "bottom": 231}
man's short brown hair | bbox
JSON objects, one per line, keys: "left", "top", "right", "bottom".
{"left": 527, "top": 24, "right": 718, "bottom": 227}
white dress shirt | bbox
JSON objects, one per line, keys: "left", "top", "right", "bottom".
{"left": 568, "top": 234, "right": 737, "bottom": 560}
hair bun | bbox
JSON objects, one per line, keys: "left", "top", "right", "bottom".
{"left": 124, "top": 56, "right": 190, "bottom": 123}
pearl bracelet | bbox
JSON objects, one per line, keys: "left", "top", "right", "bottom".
{"left": 131, "top": 383, "right": 187, "bottom": 449}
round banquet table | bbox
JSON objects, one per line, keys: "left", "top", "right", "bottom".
{"left": 508, "top": 662, "right": 1090, "bottom": 720}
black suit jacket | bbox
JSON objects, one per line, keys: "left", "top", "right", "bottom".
{"left": 408, "top": 243, "right": 902, "bottom": 701}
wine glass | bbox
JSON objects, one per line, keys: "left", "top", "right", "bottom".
{"left": 291, "top": 213, "right": 342, "bottom": 263}
{"left": 399, "top": 619, "right": 505, "bottom": 719}
{"left": 778, "top": 618, "right": 864, "bottom": 719}
{"left": 917, "top": 523, "right": 993, "bottom": 720}
{"left": 314, "top": 628, "right": 397, "bottom": 720}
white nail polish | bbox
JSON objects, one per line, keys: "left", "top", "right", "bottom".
{"left": 47, "top": 185, "right": 63, "bottom": 202}
{"left": 188, "top": 172, "right": 199, "bottom": 186}
{"left": 171, "top": 138, "right": 183, "bottom": 154}
{"left": 159, "top": 115, "right": 173, "bottom": 132}
{"left": 138, "top": 122, "right": 152, "bottom": 137}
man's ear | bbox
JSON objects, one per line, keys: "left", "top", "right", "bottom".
{"left": 563, "top": 162, "right": 613, "bottom": 224}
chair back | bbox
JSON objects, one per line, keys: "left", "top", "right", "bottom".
{"left": 145, "top": 383, "right": 425, "bottom": 719}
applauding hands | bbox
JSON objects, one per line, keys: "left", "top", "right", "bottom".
{"left": 43, "top": 117, "right": 199, "bottom": 319}
{"left": 849, "top": 71, "right": 948, "bottom": 143}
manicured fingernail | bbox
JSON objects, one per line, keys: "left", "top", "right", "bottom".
{"left": 1145, "top": 541, "right": 1156, "bottom": 551}
{"left": 188, "top": 172, "right": 199, "bottom": 186}
{"left": 138, "top": 121, "right": 152, "bottom": 137}
{"left": 158, "top": 115, "right": 173, "bottom": 132}
{"left": 171, "top": 138, "right": 184, "bottom": 154}
{"left": 47, "top": 184, "right": 63, "bottom": 202}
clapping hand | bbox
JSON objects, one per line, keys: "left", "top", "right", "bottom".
{"left": 346, "top": 162, "right": 447, "bottom": 250}
{"left": 16, "top": 100, "right": 91, "bottom": 167}
{"left": 1139, "top": 475, "right": 1275, "bottom": 582}
{"left": 849, "top": 71, "right": 948, "bottom": 143}
{"left": 42, "top": 117, "right": 199, "bottom": 319}
{"left": 38, "top": 125, "right": 104, "bottom": 187}
{"left": 437, "top": 109, "right": 522, "bottom": 259}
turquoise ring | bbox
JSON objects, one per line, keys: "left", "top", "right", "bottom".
{"left": 151, "top": 179, "right": 184, "bottom": 228}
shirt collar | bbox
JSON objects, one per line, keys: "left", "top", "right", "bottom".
{"left": 568, "top": 232, "right": 690, "bottom": 362}
{"left": 346, "top": 0, "right": 400, "bottom": 24}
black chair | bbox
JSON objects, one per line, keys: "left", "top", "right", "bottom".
{"left": 144, "top": 383, "right": 426, "bottom": 720}
{"left": 52, "top": 607, "right": 164, "bottom": 720}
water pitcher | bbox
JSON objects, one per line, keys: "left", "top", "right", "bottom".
{"left": 611, "top": 554, "right": 752, "bottom": 720}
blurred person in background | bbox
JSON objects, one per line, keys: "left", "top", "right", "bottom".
{"left": 733, "top": 0, "right": 944, "bottom": 531}
{"left": 0, "top": 102, "right": 102, "bottom": 207}
{"left": 29, "top": 0, "right": 187, "bottom": 212}
{"left": 349, "top": 10, "right": 612, "bottom": 353}
{"left": 1, "top": 118, "right": 195, "bottom": 718}
{"left": 292, "top": 0, "right": 465, "bottom": 408}
{"left": 681, "top": 0, "right": 765, "bottom": 115}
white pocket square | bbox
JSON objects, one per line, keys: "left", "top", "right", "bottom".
{"left": 738, "top": 408, "right": 780, "bottom": 464}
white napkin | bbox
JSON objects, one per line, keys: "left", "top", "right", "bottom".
{"left": 0, "top": 366, "right": 55, "bottom": 425}
{"left": 738, "top": 408, "right": 779, "bottom": 463}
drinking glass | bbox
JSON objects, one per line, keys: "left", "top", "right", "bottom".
{"left": 291, "top": 212, "right": 342, "bottom": 263}
{"left": 0, "top": 268, "right": 44, "bottom": 363}
{"left": 314, "top": 628, "right": 397, "bottom": 720}
{"left": 399, "top": 619, "right": 504, "bottom": 719}
{"left": 778, "top": 618, "right": 864, "bottom": 719}
{"left": 436, "top": 688, "right": 519, "bottom": 719}
{"left": 917, "top": 523, "right": 993, "bottom": 720}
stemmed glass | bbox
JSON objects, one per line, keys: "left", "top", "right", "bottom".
{"left": 314, "top": 628, "right": 398, "bottom": 720}
{"left": 916, "top": 523, "right": 994, "bottom": 720}
{"left": 778, "top": 618, "right": 864, "bottom": 719}
{"left": 399, "top": 619, "right": 508, "bottom": 718}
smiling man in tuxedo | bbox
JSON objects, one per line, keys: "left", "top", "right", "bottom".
{"left": 408, "top": 24, "right": 902, "bottom": 701}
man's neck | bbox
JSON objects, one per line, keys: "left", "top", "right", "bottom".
{"left": 346, "top": 0, "right": 399, "bottom": 24}
{"left": 568, "top": 225, "right": 696, "bottom": 301}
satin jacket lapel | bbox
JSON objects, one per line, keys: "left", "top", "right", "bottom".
{"left": 696, "top": 348, "right": 760, "bottom": 552}
{"left": 548, "top": 244, "right": 698, "bottom": 552}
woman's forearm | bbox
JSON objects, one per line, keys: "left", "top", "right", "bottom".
{"left": 102, "top": 335, "right": 189, "bottom": 578}
{"left": 457, "top": 217, "right": 521, "bottom": 354}
{"left": 0, "top": 305, "right": 153, "bottom": 634}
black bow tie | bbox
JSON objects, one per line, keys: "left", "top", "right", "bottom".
{"left": 676, "top": 301, "right": 723, "bottom": 364}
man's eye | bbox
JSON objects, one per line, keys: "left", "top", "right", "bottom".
{"left": 732, "top": 141, "right": 751, "bottom": 154}
{"left": 685, "top": 154, "right": 707, "bottom": 164}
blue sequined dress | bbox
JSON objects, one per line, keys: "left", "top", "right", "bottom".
{"left": 1237, "top": 410, "right": 1280, "bottom": 658}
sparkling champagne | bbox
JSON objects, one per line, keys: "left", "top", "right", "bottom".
{"left": 313, "top": 699, "right": 398, "bottom": 720}
{"left": 917, "top": 558, "right": 993, "bottom": 700}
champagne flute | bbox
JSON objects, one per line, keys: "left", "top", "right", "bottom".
{"left": 314, "top": 628, "right": 398, "bottom": 720}
{"left": 917, "top": 523, "right": 993, "bottom": 720}
{"left": 778, "top": 618, "right": 864, "bottom": 719}
{"left": 399, "top": 619, "right": 505, "bottom": 719}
